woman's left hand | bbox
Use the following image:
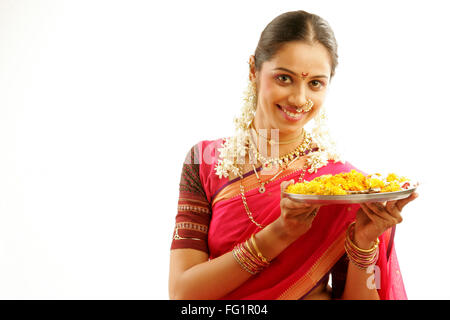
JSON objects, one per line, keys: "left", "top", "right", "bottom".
{"left": 354, "top": 192, "right": 419, "bottom": 249}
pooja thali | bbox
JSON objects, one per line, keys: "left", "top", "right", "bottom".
{"left": 283, "top": 186, "right": 417, "bottom": 205}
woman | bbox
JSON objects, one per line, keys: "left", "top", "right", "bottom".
{"left": 169, "top": 10, "right": 418, "bottom": 300}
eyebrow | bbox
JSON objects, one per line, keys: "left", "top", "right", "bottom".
{"left": 273, "top": 67, "right": 329, "bottom": 79}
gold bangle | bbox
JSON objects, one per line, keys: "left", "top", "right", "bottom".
{"left": 232, "top": 247, "right": 257, "bottom": 275}
{"left": 250, "top": 234, "right": 269, "bottom": 264}
{"left": 238, "top": 243, "right": 266, "bottom": 270}
{"left": 346, "top": 222, "right": 379, "bottom": 253}
{"left": 244, "top": 239, "right": 258, "bottom": 258}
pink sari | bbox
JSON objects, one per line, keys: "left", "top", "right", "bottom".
{"left": 197, "top": 138, "right": 407, "bottom": 300}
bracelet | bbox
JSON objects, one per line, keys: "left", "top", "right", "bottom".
{"left": 346, "top": 222, "right": 379, "bottom": 253}
{"left": 250, "top": 234, "right": 270, "bottom": 264}
{"left": 344, "top": 222, "right": 379, "bottom": 270}
{"left": 232, "top": 235, "right": 270, "bottom": 275}
{"left": 232, "top": 246, "right": 258, "bottom": 275}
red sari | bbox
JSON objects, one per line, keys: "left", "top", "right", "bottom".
{"left": 171, "top": 138, "right": 407, "bottom": 300}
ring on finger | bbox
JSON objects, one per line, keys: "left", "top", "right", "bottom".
{"left": 310, "top": 208, "right": 319, "bottom": 218}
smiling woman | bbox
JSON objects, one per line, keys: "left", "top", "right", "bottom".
{"left": 168, "top": 10, "right": 418, "bottom": 300}
{"left": 251, "top": 41, "right": 331, "bottom": 141}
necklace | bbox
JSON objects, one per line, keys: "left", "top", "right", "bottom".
{"left": 239, "top": 161, "right": 310, "bottom": 229}
{"left": 252, "top": 135, "right": 312, "bottom": 194}
{"left": 249, "top": 130, "right": 312, "bottom": 169}
{"left": 250, "top": 124, "right": 304, "bottom": 145}
{"left": 252, "top": 155, "right": 296, "bottom": 194}
{"left": 239, "top": 130, "right": 312, "bottom": 228}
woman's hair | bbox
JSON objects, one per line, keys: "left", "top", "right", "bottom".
{"left": 254, "top": 10, "right": 338, "bottom": 78}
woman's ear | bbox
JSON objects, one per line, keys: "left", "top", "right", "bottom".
{"left": 248, "top": 55, "right": 257, "bottom": 82}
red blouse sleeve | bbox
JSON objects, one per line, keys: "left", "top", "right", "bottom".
{"left": 170, "top": 144, "right": 212, "bottom": 254}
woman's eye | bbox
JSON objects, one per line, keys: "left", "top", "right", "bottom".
{"left": 310, "top": 80, "right": 324, "bottom": 89}
{"left": 276, "top": 75, "right": 292, "bottom": 83}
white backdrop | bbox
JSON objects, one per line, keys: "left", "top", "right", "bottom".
{"left": 1, "top": 0, "right": 449, "bottom": 299}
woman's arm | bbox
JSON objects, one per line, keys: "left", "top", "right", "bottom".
{"left": 169, "top": 221, "right": 294, "bottom": 300}
{"left": 340, "top": 234, "right": 380, "bottom": 300}
{"left": 169, "top": 179, "right": 321, "bottom": 299}
{"left": 340, "top": 193, "right": 418, "bottom": 300}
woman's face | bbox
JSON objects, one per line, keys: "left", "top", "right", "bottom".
{"left": 251, "top": 41, "right": 332, "bottom": 136}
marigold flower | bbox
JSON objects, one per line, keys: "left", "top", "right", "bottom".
{"left": 286, "top": 170, "right": 410, "bottom": 195}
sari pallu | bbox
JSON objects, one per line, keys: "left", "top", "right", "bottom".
{"left": 197, "top": 139, "right": 407, "bottom": 300}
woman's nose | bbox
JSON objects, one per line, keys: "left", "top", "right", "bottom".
{"left": 288, "top": 86, "right": 307, "bottom": 107}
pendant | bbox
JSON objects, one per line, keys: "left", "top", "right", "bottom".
{"left": 259, "top": 185, "right": 266, "bottom": 193}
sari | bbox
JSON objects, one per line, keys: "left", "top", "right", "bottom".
{"left": 171, "top": 138, "right": 407, "bottom": 300}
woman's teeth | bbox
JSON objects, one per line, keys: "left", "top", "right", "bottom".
{"left": 280, "top": 105, "right": 303, "bottom": 118}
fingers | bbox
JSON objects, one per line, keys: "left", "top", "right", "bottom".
{"left": 385, "top": 201, "right": 403, "bottom": 223}
{"left": 280, "top": 198, "right": 321, "bottom": 218}
{"left": 308, "top": 207, "right": 320, "bottom": 219}
{"left": 357, "top": 193, "right": 418, "bottom": 241}
{"left": 281, "top": 197, "right": 310, "bottom": 209}
{"left": 280, "top": 197, "right": 322, "bottom": 212}
{"left": 359, "top": 203, "right": 387, "bottom": 227}
{"left": 280, "top": 179, "right": 321, "bottom": 222}
{"left": 361, "top": 201, "right": 402, "bottom": 227}
{"left": 395, "top": 192, "right": 419, "bottom": 211}
{"left": 295, "top": 206, "right": 321, "bottom": 221}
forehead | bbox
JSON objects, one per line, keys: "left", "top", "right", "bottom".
{"left": 262, "top": 41, "right": 331, "bottom": 75}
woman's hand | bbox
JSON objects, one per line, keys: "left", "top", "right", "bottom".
{"left": 354, "top": 192, "right": 419, "bottom": 249}
{"left": 274, "top": 179, "right": 321, "bottom": 242}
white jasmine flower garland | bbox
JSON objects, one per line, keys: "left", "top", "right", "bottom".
{"left": 215, "top": 82, "right": 257, "bottom": 179}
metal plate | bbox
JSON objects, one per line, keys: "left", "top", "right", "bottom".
{"left": 283, "top": 187, "right": 417, "bottom": 205}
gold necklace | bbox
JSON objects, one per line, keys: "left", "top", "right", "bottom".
{"left": 252, "top": 158, "right": 293, "bottom": 194}
{"left": 250, "top": 124, "right": 304, "bottom": 145}
{"left": 249, "top": 130, "right": 312, "bottom": 169}
{"left": 239, "top": 161, "right": 309, "bottom": 229}
{"left": 251, "top": 135, "right": 311, "bottom": 193}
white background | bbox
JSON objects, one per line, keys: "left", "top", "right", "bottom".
{"left": 1, "top": 0, "right": 449, "bottom": 299}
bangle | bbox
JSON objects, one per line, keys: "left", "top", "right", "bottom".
{"left": 250, "top": 234, "right": 270, "bottom": 264}
{"left": 232, "top": 246, "right": 258, "bottom": 275}
{"left": 240, "top": 242, "right": 268, "bottom": 269}
{"left": 232, "top": 234, "right": 270, "bottom": 275}
{"left": 234, "top": 243, "right": 261, "bottom": 275}
{"left": 346, "top": 222, "right": 379, "bottom": 253}
{"left": 344, "top": 222, "right": 379, "bottom": 270}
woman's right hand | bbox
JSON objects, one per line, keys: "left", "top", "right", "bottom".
{"left": 274, "top": 179, "right": 321, "bottom": 242}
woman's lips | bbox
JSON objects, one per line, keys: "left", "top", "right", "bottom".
{"left": 278, "top": 104, "right": 301, "bottom": 113}
{"left": 276, "top": 104, "right": 305, "bottom": 121}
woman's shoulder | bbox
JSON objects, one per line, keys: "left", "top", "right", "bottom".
{"left": 181, "top": 138, "right": 228, "bottom": 203}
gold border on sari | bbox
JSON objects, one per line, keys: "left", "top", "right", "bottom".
{"left": 277, "top": 229, "right": 347, "bottom": 300}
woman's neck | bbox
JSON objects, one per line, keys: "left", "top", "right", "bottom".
{"left": 250, "top": 120, "right": 306, "bottom": 159}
